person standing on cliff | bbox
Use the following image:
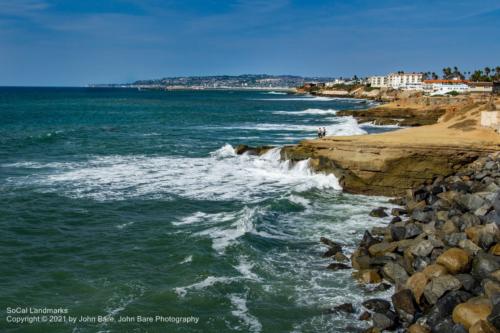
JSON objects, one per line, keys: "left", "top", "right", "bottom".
{"left": 322, "top": 127, "right": 327, "bottom": 138}
{"left": 317, "top": 127, "right": 322, "bottom": 138}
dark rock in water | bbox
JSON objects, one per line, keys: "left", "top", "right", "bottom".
{"left": 331, "top": 303, "right": 355, "bottom": 314}
{"left": 389, "top": 197, "right": 406, "bottom": 206}
{"left": 362, "top": 299, "right": 391, "bottom": 313}
{"left": 390, "top": 226, "right": 407, "bottom": 241}
{"left": 360, "top": 231, "right": 379, "bottom": 249}
{"left": 391, "top": 289, "right": 416, "bottom": 322}
{"left": 371, "top": 282, "right": 392, "bottom": 292}
{"left": 327, "top": 263, "right": 350, "bottom": 270}
{"left": 425, "top": 291, "right": 472, "bottom": 328}
{"left": 472, "top": 252, "right": 500, "bottom": 280}
{"left": 234, "top": 144, "right": 273, "bottom": 155}
{"left": 391, "top": 216, "right": 402, "bottom": 223}
{"left": 391, "top": 208, "right": 408, "bottom": 216}
{"left": 359, "top": 311, "right": 371, "bottom": 321}
{"left": 370, "top": 207, "right": 388, "bottom": 218}
{"left": 372, "top": 311, "right": 397, "bottom": 330}
{"left": 455, "top": 274, "right": 477, "bottom": 292}
{"left": 320, "top": 237, "right": 342, "bottom": 248}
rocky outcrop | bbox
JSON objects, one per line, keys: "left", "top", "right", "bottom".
{"left": 234, "top": 144, "right": 274, "bottom": 156}
{"left": 326, "top": 153, "right": 500, "bottom": 332}
{"left": 281, "top": 101, "right": 500, "bottom": 196}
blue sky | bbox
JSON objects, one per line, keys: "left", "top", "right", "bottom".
{"left": 1, "top": 0, "right": 499, "bottom": 86}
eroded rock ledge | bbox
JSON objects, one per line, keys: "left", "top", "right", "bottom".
{"left": 281, "top": 100, "right": 500, "bottom": 196}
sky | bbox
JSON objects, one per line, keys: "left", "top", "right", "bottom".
{"left": 0, "top": 0, "right": 499, "bottom": 86}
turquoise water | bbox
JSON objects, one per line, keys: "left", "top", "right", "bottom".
{"left": 0, "top": 88, "right": 395, "bottom": 333}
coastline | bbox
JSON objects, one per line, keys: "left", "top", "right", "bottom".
{"left": 300, "top": 96, "right": 500, "bottom": 331}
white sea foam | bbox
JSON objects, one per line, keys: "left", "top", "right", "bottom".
{"left": 272, "top": 108, "right": 337, "bottom": 116}
{"left": 195, "top": 206, "right": 258, "bottom": 253}
{"left": 234, "top": 256, "right": 261, "bottom": 281}
{"left": 229, "top": 294, "right": 263, "bottom": 333}
{"left": 254, "top": 96, "right": 335, "bottom": 101}
{"left": 174, "top": 276, "right": 236, "bottom": 298}
{"left": 225, "top": 116, "right": 366, "bottom": 136}
{"left": 7, "top": 146, "right": 341, "bottom": 202}
{"left": 265, "top": 91, "right": 287, "bottom": 95}
{"left": 180, "top": 255, "right": 192, "bottom": 264}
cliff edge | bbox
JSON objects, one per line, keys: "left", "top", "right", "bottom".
{"left": 281, "top": 98, "right": 500, "bottom": 196}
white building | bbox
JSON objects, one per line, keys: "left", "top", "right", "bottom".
{"left": 368, "top": 76, "right": 388, "bottom": 88}
{"left": 422, "top": 80, "right": 469, "bottom": 95}
{"left": 368, "top": 72, "right": 423, "bottom": 89}
{"left": 387, "top": 72, "right": 423, "bottom": 89}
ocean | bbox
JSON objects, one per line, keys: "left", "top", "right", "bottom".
{"left": 0, "top": 88, "right": 396, "bottom": 333}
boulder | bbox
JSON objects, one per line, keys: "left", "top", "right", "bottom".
{"left": 456, "top": 193, "right": 487, "bottom": 212}
{"left": 488, "top": 296, "right": 500, "bottom": 329}
{"left": 436, "top": 248, "right": 471, "bottom": 274}
{"left": 352, "top": 253, "right": 372, "bottom": 270}
{"left": 370, "top": 207, "right": 388, "bottom": 218}
{"left": 425, "top": 290, "right": 472, "bottom": 328}
{"left": 391, "top": 208, "right": 408, "bottom": 216}
{"left": 359, "top": 311, "right": 371, "bottom": 321}
{"left": 459, "top": 239, "right": 482, "bottom": 255}
{"left": 445, "top": 233, "right": 468, "bottom": 247}
{"left": 372, "top": 311, "right": 397, "bottom": 330}
{"left": 410, "top": 240, "right": 434, "bottom": 257}
{"left": 431, "top": 317, "right": 468, "bottom": 333}
{"left": 483, "top": 279, "right": 500, "bottom": 299}
{"left": 369, "top": 242, "right": 398, "bottom": 257}
{"left": 362, "top": 299, "right": 391, "bottom": 313}
{"left": 382, "top": 262, "right": 409, "bottom": 285}
{"left": 443, "top": 220, "right": 459, "bottom": 234}
{"left": 392, "top": 289, "right": 417, "bottom": 322}
{"left": 333, "top": 252, "right": 349, "bottom": 262}
{"left": 455, "top": 274, "right": 477, "bottom": 292}
{"left": 424, "top": 274, "right": 462, "bottom": 304}
{"left": 469, "top": 320, "right": 498, "bottom": 333}
{"left": 390, "top": 226, "right": 407, "bottom": 241}
{"left": 406, "top": 272, "right": 429, "bottom": 304}
{"left": 490, "top": 244, "right": 500, "bottom": 256}
{"left": 452, "top": 301, "right": 492, "bottom": 329}
{"left": 357, "top": 269, "right": 383, "bottom": 284}
{"left": 423, "top": 264, "right": 448, "bottom": 279}
{"left": 360, "top": 231, "right": 379, "bottom": 249}
{"left": 327, "top": 263, "right": 350, "bottom": 270}
{"left": 331, "top": 303, "right": 355, "bottom": 314}
{"left": 406, "top": 223, "right": 423, "bottom": 239}
{"left": 472, "top": 252, "right": 500, "bottom": 280}
{"left": 408, "top": 324, "right": 430, "bottom": 333}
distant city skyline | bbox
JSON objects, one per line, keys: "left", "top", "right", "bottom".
{"left": 1, "top": 0, "right": 499, "bottom": 86}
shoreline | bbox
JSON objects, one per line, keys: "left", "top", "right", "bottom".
{"left": 306, "top": 96, "right": 500, "bottom": 331}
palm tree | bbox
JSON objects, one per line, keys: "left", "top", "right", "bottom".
{"left": 485, "top": 67, "right": 491, "bottom": 78}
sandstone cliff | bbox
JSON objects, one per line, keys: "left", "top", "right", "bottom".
{"left": 281, "top": 98, "right": 500, "bottom": 196}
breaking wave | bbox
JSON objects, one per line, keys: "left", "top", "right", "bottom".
{"left": 272, "top": 108, "right": 337, "bottom": 116}
{"left": 5, "top": 146, "right": 341, "bottom": 202}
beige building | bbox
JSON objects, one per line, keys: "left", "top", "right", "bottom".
{"left": 368, "top": 76, "right": 388, "bottom": 88}
{"left": 387, "top": 72, "right": 423, "bottom": 89}
{"left": 368, "top": 72, "right": 423, "bottom": 89}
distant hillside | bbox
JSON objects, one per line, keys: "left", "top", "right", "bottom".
{"left": 91, "top": 74, "right": 336, "bottom": 89}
